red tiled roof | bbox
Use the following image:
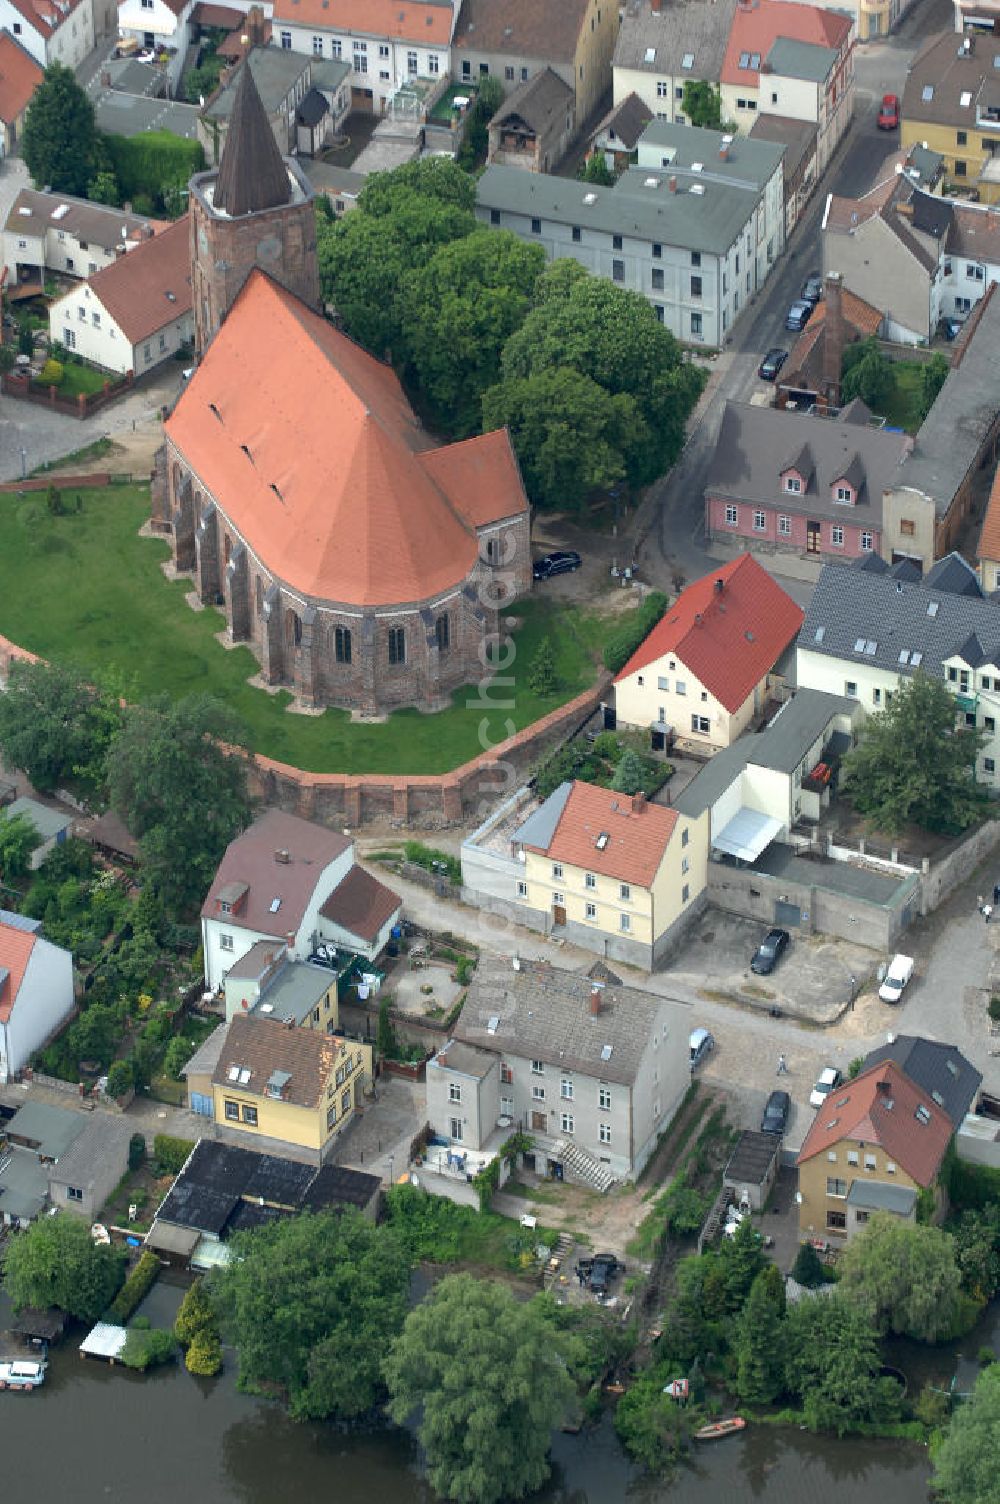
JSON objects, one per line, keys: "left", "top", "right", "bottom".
{"left": 202, "top": 809, "right": 353, "bottom": 936}
{"left": 0, "top": 922, "right": 36, "bottom": 1024}
{"left": 7, "top": 0, "right": 84, "bottom": 39}
{"left": 785, "top": 286, "right": 884, "bottom": 381}
{"left": 796, "top": 1060, "right": 952, "bottom": 1187}
{"left": 0, "top": 31, "right": 43, "bottom": 124}
{"left": 166, "top": 271, "right": 527, "bottom": 607}
{"left": 524, "top": 780, "right": 679, "bottom": 888}
{"left": 721, "top": 0, "right": 851, "bottom": 88}
{"left": 84, "top": 215, "right": 191, "bottom": 346}
{"left": 319, "top": 865, "right": 401, "bottom": 944}
{"left": 614, "top": 555, "right": 804, "bottom": 713}
{"left": 979, "top": 461, "right": 1000, "bottom": 566}
{"left": 271, "top": 0, "right": 453, "bottom": 42}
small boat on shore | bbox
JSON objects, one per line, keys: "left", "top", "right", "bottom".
{"left": 0, "top": 1360, "right": 46, "bottom": 1391}
{"left": 694, "top": 1417, "right": 746, "bottom": 1441}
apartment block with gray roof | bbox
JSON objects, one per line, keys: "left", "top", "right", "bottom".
{"left": 796, "top": 551, "right": 1000, "bottom": 787}
{"left": 476, "top": 120, "right": 784, "bottom": 345}
{"left": 613, "top": 0, "right": 739, "bottom": 122}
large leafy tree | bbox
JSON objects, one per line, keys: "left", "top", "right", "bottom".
{"left": 400, "top": 230, "right": 545, "bottom": 436}
{"left": 932, "top": 1362, "right": 1000, "bottom": 1504}
{"left": 0, "top": 659, "right": 123, "bottom": 796}
{"left": 0, "top": 812, "right": 40, "bottom": 880}
{"left": 783, "top": 1292, "right": 902, "bottom": 1435}
{"left": 105, "top": 694, "right": 252, "bottom": 916}
{"left": 22, "top": 63, "right": 99, "bottom": 197}
{"left": 681, "top": 80, "right": 724, "bottom": 129}
{"left": 317, "top": 162, "right": 476, "bottom": 354}
{"left": 837, "top": 1213, "right": 963, "bottom": 1342}
{"left": 840, "top": 670, "right": 987, "bottom": 834}
{"left": 211, "top": 1211, "right": 409, "bottom": 1421}
{"left": 4, "top": 1213, "right": 126, "bottom": 1320}
{"left": 383, "top": 1274, "right": 577, "bottom": 1504}
{"left": 841, "top": 336, "right": 895, "bottom": 409}
{"left": 735, "top": 1263, "right": 787, "bottom": 1404}
{"left": 497, "top": 259, "right": 705, "bottom": 489}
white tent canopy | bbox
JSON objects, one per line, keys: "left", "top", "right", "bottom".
{"left": 712, "top": 809, "right": 782, "bottom": 863}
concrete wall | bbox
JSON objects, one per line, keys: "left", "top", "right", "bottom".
{"left": 706, "top": 854, "right": 917, "bottom": 949}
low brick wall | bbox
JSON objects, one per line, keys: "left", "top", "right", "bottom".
{"left": 0, "top": 472, "right": 116, "bottom": 495}
{"left": 921, "top": 818, "right": 1000, "bottom": 915}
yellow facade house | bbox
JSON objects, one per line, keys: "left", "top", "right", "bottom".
{"left": 614, "top": 554, "right": 804, "bottom": 757}
{"left": 212, "top": 1013, "right": 372, "bottom": 1164}
{"left": 517, "top": 780, "right": 709, "bottom": 969}
{"left": 901, "top": 33, "right": 1000, "bottom": 199}
{"left": 796, "top": 1060, "right": 952, "bottom": 1245}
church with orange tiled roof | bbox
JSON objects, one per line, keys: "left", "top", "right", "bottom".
{"left": 154, "top": 57, "right": 531, "bottom": 716}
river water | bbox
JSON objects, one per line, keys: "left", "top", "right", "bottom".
{"left": 1, "top": 1274, "right": 970, "bottom": 1504}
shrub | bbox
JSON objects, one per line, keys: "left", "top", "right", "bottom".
{"left": 128, "top": 1132, "right": 147, "bottom": 1172}
{"left": 39, "top": 358, "right": 64, "bottom": 385}
{"left": 978, "top": 1345, "right": 996, "bottom": 1366}
{"left": 174, "top": 1278, "right": 218, "bottom": 1347}
{"left": 106, "top": 1059, "right": 134, "bottom": 1100}
{"left": 121, "top": 1327, "right": 176, "bottom": 1371}
{"left": 109, "top": 1249, "right": 161, "bottom": 1322}
{"left": 153, "top": 1133, "right": 195, "bottom": 1175}
{"left": 791, "top": 1241, "right": 827, "bottom": 1289}
{"left": 186, "top": 1329, "right": 223, "bottom": 1376}
{"left": 163, "top": 1035, "right": 194, "bottom": 1079}
{"left": 602, "top": 591, "right": 668, "bottom": 674}
{"left": 103, "top": 130, "right": 204, "bottom": 213}
{"left": 989, "top": 996, "right": 1000, "bottom": 1022}
{"left": 455, "top": 955, "right": 475, "bottom": 986}
{"left": 402, "top": 840, "right": 461, "bottom": 884}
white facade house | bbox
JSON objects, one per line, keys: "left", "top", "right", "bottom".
{"left": 0, "top": 0, "right": 94, "bottom": 68}
{"left": 270, "top": 0, "right": 454, "bottom": 114}
{"left": 477, "top": 120, "right": 785, "bottom": 347}
{"left": 427, "top": 957, "right": 691, "bottom": 1185}
{"left": 612, "top": 0, "right": 739, "bottom": 123}
{"left": 0, "top": 913, "right": 75, "bottom": 1085}
{"left": 3, "top": 189, "right": 159, "bottom": 288}
{"left": 48, "top": 215, "right": 192, "bottom": 377}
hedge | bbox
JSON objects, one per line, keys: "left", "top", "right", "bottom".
{"left": 602, "top": 591, "right": 668, "bottom": 674}
{"left": 154, "top": 1133, "right": 195, "bottom": 1174}
{"left": 103, "top": 130, "right": 205, "bottom": 208}
{"left": 109, "top": 1249, "right": 161, "bottom": 1323}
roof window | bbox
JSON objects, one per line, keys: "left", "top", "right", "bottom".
{"left": 927, "top": 601, "right": 939, "bottom": 617}
{"left": 960, "top": 90, "right": 972, "bottom": 107}
{"left": 644, "top": 46, "right": 655, "bottom": 63}
{"left": 600, "top": 1044, "right": 613, "bottom": 1061}
{"left": 814, "top": 626, "right": 826, "bottom": 643}
{"left": 946, "top": 1058, "right": 959, "bottom": 1077}
{"left": 749, "top": 52, "right": 760, "bottom": 68}
{"left": 915, "top": 1104, "right": 931, "bottom": 1125}
{"left": 911, "top": 651, "right": 923, "bottom": 667}
{"left": 738, "top": 50, "right": 750, "bottom": 67}
{"left": 269, "top": 897, "right": 281, "bottom": 913}
{"left": 922, "top": 84, "right": 934, "bottom": 101}
{"left": 487, "top": 1015, "right": 499, "bottom": 1035}
{"left": 899, "top": 649, "right": 910, "bottom": 664}
{"left": 682, "top": 52, "right": 694, "bottom": 69}
{"left": 595, "top": 832, "right": 610, "bottom": 849}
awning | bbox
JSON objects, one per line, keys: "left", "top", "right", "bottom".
{"left": 145, "top": 1219, "right": 200, "bottom": 1256}
{"left": 712, "top": 808, "right": 783, "bottom": 863}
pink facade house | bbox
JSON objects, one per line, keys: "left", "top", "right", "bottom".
{"left": 705, "top": 398, "right": 911, "bottom": 566}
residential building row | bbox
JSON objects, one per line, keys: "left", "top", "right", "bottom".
{"left": 0, "top": 0, "right": 94, "bottom": 70}
{"left": 901, "top": 30, "right": 1000, "bottom": 200}
{"left": 0, "top": 28, "right": 42, "bottom": 156}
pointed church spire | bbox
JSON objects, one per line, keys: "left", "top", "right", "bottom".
{"left": 214, "top": 55, "right": 291, "bottom": 218}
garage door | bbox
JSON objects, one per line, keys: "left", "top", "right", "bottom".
{"left": 774, "top": 900, "right": 803, "bottom": 927}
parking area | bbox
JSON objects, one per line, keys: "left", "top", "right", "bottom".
{"left": 662, "top": 908, "right": 878, "bottom": 1024}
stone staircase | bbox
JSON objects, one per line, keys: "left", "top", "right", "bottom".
{"left": 551, "top": 1137, "right": 616, "bottom": 1193}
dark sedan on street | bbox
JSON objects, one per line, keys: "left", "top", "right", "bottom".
{"left": 533, "top": 550, "right": 582, "bottom": 581}
{"left": 758, "top": 347, "right": 788, "bottom": 382}
{"left": 750, "top": 927, "right": 790, "bottom": 975}
{"left": 761, "top": 1090, "right": 791, "bottom": 1136}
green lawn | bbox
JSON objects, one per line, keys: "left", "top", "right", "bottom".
{"left": 0, "top": 484, "right": 607, "bottom": 774}
{"left": 56, "top": 361, "right": 113, "bottom": 399}
{"left": 878, "top": 362, "right": 927, "bottom": 434}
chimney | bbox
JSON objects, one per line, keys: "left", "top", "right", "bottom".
{"left": 286, "top": 931, "right": 295, "bottom": 950}
{"left": 895, "top": 200, "right": 914, "bottom": 219}
{"left": 632, "top": 792, "right": 647, "bottom": 814}
{"left": 668, "top": 175, "right": 677, "bottom": 193}
{"left": 590, "top": 987, "right": 602, "bottom": 1017}
{"left": 244, "top": 3, "right": 266, "bottom": 45}
{"left": 714, "top": 577, "right": 724, "bottom": 594}
{"left": 275, "top": 848, "right": 291, "bottom": 863}
{"left": 822, "top": 271, "right": 844, "bottom": 410}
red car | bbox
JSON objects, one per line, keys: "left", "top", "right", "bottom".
{"left": 878, "top": 93, "right": 900, "bottom": 130}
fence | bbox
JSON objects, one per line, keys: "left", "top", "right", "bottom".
{"left": 1, "top": 369, "right": 132, "bottom": 419}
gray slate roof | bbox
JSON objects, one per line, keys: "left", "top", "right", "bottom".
{"left": 48, "top": 1115, "right": 131, "bottom": 1191}
{"left": 846, "top": 1179, "right": 918, "bottom": 1215}
{"left": 456, "top": 958, "right": 688, "bottom": 1086}
{"left": 6, "top": 796, "right": 74, "bottom": 841}
{"left": 638, "top": 118, "right": 786, "bottom": 191}
{"left": 862, "top": 1035, "right": 982, "bottom": 1129}
{"left": 592, "top": 92, "right": 654, "bottom": 152}
{"left": 203, "top": 43, "right": 307, "bottom": 119}
{"left": 896, "top": 285, "right": 1000, "bottom": 517}
{"left": 706, "top": 401, "right": 909, "bottom": 526}
{"left": 6, "top": 1101, "right": 83, "bottom": 1159}
{"left": 766, "top": 36, "right": 837, "bottom": 83}
{"left": 492, "top": 66, "right": 574, "bottom": 133}
{"left": 514, "top": 781, "right": 572, "bottom": 850}
{"left": 478, "top": 161, "right": 764, "bottom": 256}
{"left": 614, "top": 0, "right": 738, "bottom": 81}
{"left": 749, "top": 113, "right": 817, "bottom": 181}
{"left": 181, "top": 1021, "right": 229, "bottom": 1080}
{"left": 431, "top": 1040, "right": 497, "bottom": 1080}
{"left": 800, "top": 553, "right": 1000, "bottom": 682}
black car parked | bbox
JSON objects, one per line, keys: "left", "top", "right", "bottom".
{"left": 761, "top": 1089, "right": 791, "bottom": 1136}
{"left": 801, "top": 274, "right": 823, "bottom": 305}
{"left": 533, "top": 550, "right": 582, "bottom": 581}
{"left": 750, "top": 927, "right": 790, "bottom": 975}
{"left": 758, "top": 347, "right": 788, "bottom": 382}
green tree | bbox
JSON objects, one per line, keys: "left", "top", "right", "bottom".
{"left": 720, "top": 1214, "right": 767, "bottom": 1309}
{"left": 784, "top": 1292, "right": 902, "bottom": 1435}
{"left": 211, "top": 1210, "right": 409, "bottom": 1420}
{"left": 578, "top": 153, "right": 615, "bottom": 186}
{"left": 932, "top": 1362, "right": 1000, "bottom": 1504}
{"left": 841, "top": 336, "right": 896, "bottom": 409}
{"left": 457, "top": 75, "right": 504, "bottom": 170}
{"left": 527, "top": 638, "right": 558, "bottom": 696}
{"left": 483, "top": 363, "right": 635, "bottom": 512}
{"left": 840, "top": 671, "right": 987, "bottom": 835}
{"left": 611, "top": 747, "right": 646, "bottom": 795}
{"left": 105, "top": 694, "right": 253, "bottom": 916}
{"left": 3, "top": 1213, "right": 126, "bottom": 1320}
{"left": 0, "top": 812, "right": 41, "bottom": 880}
{"left": 791, "top": 1241, "right": 827, "bottom": 1289}
{"left": 87, "top": 169, "right": 120, "bottom": 206}
{"left": 175, "top": 1278, "right": 218, "bottom": 1346}
{"left": 376, "top": 994, "right": 398, "bottom": 1060}
{"left": 122, "top": 1327, "right": 176, "bottom": 1370}
{"left": 22, "top": 63, "right": 98, "bottom": 196}
{"left": 105, "top": 1059, "right": 134, "bottom": 1099}
{"left": 921, "top": 351, "right": 950, "bottom": 418}
{"left": 735, "top": 1263, "right": 787, "bottom": 1404}
{"left": 952, "top": 1205, "right": 1000, "bottom": 1305}
{"left": 681, "top": 80, "right": 724, "bottom": 129}
{"left": 399, "top": 230, "right": 545, "bottom": 436}
{"left": 384, "top": 1274, "right": 576, "bottom": 1504}
{"left": 0, "top": 659, "right": 124, "bottom": 796}
{"left": 66, "top": 1001, "right": 123, "bottom": 1069}
{"left": 360, "top": 156, "right": 477, "bottom": 216}
{"left": 837, "top": 1213, "right": 963, "bottom": 1341}
{"left": 499, "top": 260, "right": 705, "bottom": 489}
{"left": 163, "top": 1035, "right": 194, "bottom": 1080}
{"left": 186, "top": 1328, "right": 223, "bottom": 1375}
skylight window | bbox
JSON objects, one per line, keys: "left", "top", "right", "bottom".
{"left": 814, "top": 626, "right": 826, "bottom": 643}
{"left": 595, "top": 832, "right": 610, "bottom": 850}
{"left": 932, "top": 1090, "right": 945, "bottom": 1105}
{"left": 487, "top": 1015, "right": 500, "bottom": 1035}
{"left": 854, "top": 637, "right": 866, "bottom": 652}
{"left": 915, "top": 1104, "right": 931, "bottom": 1124}
{"left": 738, "top": 50, "right": 750, "bottom": 67}
{"left": 922, "top": 84, "right": 934, "bottom": 101}
{"left": 238, "top": 1067, "right": 251, "bottom": 1085}
{"left": 600, "top": 1044, "right": 613, "bottom": 1061}
{"left": 681, "top": 51, "right": 694, "bottom": 69}
{"left": 269, "top": 897, "right": 282, "bottom": 913}
{"left": 899, "top": 649, "right": 910, "bottom": 664}
{"left": 749, "top": 52, "right": 760, "bottom": 68}
{"left": 927, "top": 601, "right": 939, "bottom": 617}
{"left": 911, "top": 651, "right": 923, "bottom": 667}
{"left": 227, "top": 1065, "right": 240, "bottom": 1082}
{"left": 644, "top": 46, "right": 655, "bottom": 63}
{"left": 960, "top": 90, "right": 972, "bottom": 107}
{"left": 864, "top": 641, "right": 877, "bottom": 655}
{"left": 946, "top": 1058, "right": 959, "bottom": 1077}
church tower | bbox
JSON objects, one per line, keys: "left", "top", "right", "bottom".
{"left": 188, "top": 57, "right": 320, "bottom": 356}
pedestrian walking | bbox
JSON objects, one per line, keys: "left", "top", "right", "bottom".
{"left": 982, "top": 904, "right": 993, "bottom": 925}
{"left": 777, "top": 1053, "right": 788, "bottom": 1075}
{"left": 993, "top": 883, "right": 1000, "bottom": 907}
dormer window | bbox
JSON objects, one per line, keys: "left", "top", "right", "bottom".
{"left": 834, "top": 484, "right": 853, "bottom": 504}
{"left": 783, "top": 473, "right": 802, "bottom": 494}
